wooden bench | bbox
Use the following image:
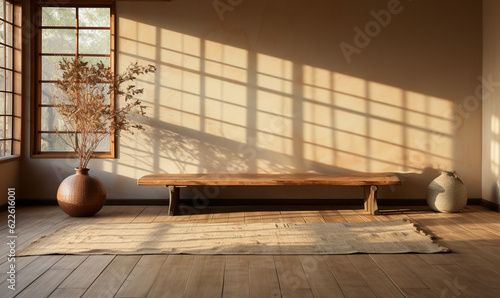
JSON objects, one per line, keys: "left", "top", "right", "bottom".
{"left": 137, "top": 173, "right": 401, "bottom": 216}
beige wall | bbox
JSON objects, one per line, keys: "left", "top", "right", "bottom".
{"left": 483, "top": 0, "right": 500, "bottom": 207}
{"left": 21, "top": 0, "right": 483, "bottom": 201}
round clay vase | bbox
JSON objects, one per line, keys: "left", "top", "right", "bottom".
{"left": 427, "top": 171, "right": 467, "bottom": 213}
{"left": 57, "top": 168, "right": 106, "bottom": 217}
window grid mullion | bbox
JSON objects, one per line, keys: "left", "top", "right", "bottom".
{"left": 0, "top": 17, "right": 13, "bottom": 26}
{"left": 0, "top": 42, "right": 14, "bottom": 49}
{"left": 40, "top": 26, "right": 110, "bottom": 30}
{"left": 76, "top": 7, "right": 79, "bottom": 58}
{"left": 35, "top": 3, "right": 43, "bottom": 154}
{"left": 3, "top": 0, "right": 6, "bottom": 157}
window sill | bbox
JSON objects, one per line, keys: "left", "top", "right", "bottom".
{"left": 0, "top": 155, "right": 21, "bottom": 165}
{"left": 30, "top": 152, "right": 115, "bottom": 159}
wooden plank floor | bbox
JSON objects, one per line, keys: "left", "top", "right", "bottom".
{"left": 1, "top": 205, "right": 500, "bottom": 298}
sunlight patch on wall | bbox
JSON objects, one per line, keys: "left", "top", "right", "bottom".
{"left": 405, "top": 92, "right": 454, "bottom": 171}
{"left": 492, "top": 114, "right": 500, "bottom": 135}
{"left": 116, "top": 20, "right": 457, "bottom": 175}
{"left": 303, "top": 66, "right": 371, "bottom": 171}
{"left": 157, "top": 29, "right": 201, "bottom": 131}
{"left": 491, "top": 141, "right": 499, "bottom": 176}
{"left": 491, "top": 115, "right": 499, "bottom": 176}
{"left": 161, "top": 28, "right": 200, "bottom": 57}
{"left": 204, "top": 40, "right": 248, "bottom": 143}
{"left": 303, "top": 66, "right": 341, "bottom": 168}
{"left": 205, "top": 40, "right": 247, "bottom": 82}
{"left": 257, "top": 54, "right": 293, "bottom": 94}
{"left": 300, "top": 64, "right": 455, "bottom": 173}
{"left": 118, "top": 18, "right": 157, "bottom": 62}
{"left": 256, "top": 54, "right": 294, "bottom": 158}
{"left": 367, "top": 82, "right": 404, "bottom": 171}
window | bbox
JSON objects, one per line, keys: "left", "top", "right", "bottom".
{"left": 0, "top": 0, "right": 21, "bottom": 160}
{"left": 33, "top": 3, "right": 115, "bottom": 157}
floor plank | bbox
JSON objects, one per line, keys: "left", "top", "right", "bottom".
{"left": 16, "top": 269, "right": 74, "bottom": 298}
{"left": 0, "top": 256, "right": 38, "bottom": 287}
{"left": 369, "top": 254, "right": 428, "bottom": 290}
{"left": 210, "top": 211, "right": 230, "bottom": 223}
{"left": 393, "top": 254, "right": 461, "bottom": 297}
{"left": 58, "top": 255, "right": 115, "bottom": 289}
{"left": 147, "top": 255, "right": 195, "bottom": 297}
{"left": 282, "top": 288, "right": 315, "bottom": 298}
{"left": 301, "top": 210, "right": 325, "bottom": 223}
{"left": 245, "top": 211, "right": 262, "bottom": 223}
{"left": 409, "top": 212, "right": 500, "bottom": 274}
{"left": 319, "top": 209, "right": 347, "bottom": 223}
{"left": 227, "top": 210, "right": 246, "bottom": 223}
{"left": 260, "top": 210, "right": 283, "bottom": 223}
{"left": 326, "top": 255, "right": 377, "bottom": 297}
{"left": 109, "top": 206, "right": 147, "bottom": 223}
{"left": 348, "top": 255, "right": 405, "bottom": 298}
{"left": 274, "top": 255, "right": 310, "bottom": 290}
{"left": 17, "top": 254, "right": 89, "bottom": 298}
{"left": 151, "top": 207, "right": 172, "bottom": 223}
{"left": 89, "top": 206, "right": 129, "bottom": 224}
{"left": 132, "top": 206, "right": 164, "bottom": 223}
{"left": 249, "top": 256, "right": 281, "bottom": 298}
{"left": 338, "top": 210, "right": 364, "bottom": 223}
{"left": 400, "top": 288, "right": 438, "bottom": 298}
{"left": 223, "top": 256, "right": 250, "bottom": 298}
{"left": 49, "top": 288, "right": 87, "bottom": 298}
{"left": 82, "top": 255, "right": 141, "bottom": 298}
{"left": 299, "top": 255, "right": 344, "bottom": 298}
{"left": 0, "top": 256, "right": 63, "bottom": 298}
{"left": 51, "top": 255, "right": 88, "bottom": 270}
{"left": 115, "top": 255, "right": 167, "bottom": 297}
{"left": 183, "top": 255, "right": 226, "bottom": 298}
{"left": 189, "top": 212, "right": 214, "bottom": 224}
{"left": 434, "top": 264, "right": 500, "bottom": 298}
{"left": 280, "top": 210, "right": 306, "bottom": 223}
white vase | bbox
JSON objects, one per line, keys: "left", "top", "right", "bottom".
{"left": 427, "top": 171, "right": 467, "bottom": 213}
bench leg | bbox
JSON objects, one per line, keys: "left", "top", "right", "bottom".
{"left": 167, "top": 186, "right": 180, "bottom": 216}
{"left": 364, "top": 185, "right": 379, "bottom": 215}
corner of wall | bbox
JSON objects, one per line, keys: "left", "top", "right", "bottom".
{"left": 482, "top": 0, "right": 500, "bottom": 206}
{"left": 0, "top": 160, "right": 20, "bottom": 205}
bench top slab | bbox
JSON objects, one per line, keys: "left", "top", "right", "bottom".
{"left": 138, "top": 173, "right": 401, "bottom": 186}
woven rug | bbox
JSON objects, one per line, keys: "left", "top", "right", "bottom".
{"left": 17, "top": 220, "right": 449, "bottom": 256}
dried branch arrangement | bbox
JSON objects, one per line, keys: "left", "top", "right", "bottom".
{"left": 53, "top": 57, "right": 156, "bottom": 169}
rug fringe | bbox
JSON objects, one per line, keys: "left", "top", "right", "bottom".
{"left": 402, "top": 219, "right": 450, "bottom": 253}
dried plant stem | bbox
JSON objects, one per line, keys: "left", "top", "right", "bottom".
{"left": 53, "top": 57, "right": 156, "bottom": 169}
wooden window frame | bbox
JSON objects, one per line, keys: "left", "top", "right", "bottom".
{"left": 31, "top": 1, "right": 116, "bottom": 159}
{"left": 0, "top": 0, "right": 21, "bottom": 163}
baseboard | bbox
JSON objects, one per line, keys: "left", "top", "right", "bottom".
{"left": 481, "top": 199, "right": 500, "bottom": 212}
{"left": 180, "top": 198, "right": 431, "bottom": 206}
{"left": 15, "top": 198, "right": 367, "bottom": 207}
{"left": 12, "top": 198, "right": 168, "bottom": 207}
{"left": 466, "top": 198, "right": 483, "bottom": 205}
{"left": 105, "top": 198, "right": 168, "bottom": 205}
{"left": 11, "top": 197, "right": 483, "bottom": 208}
{"left": 15, "top": 199, "right": 58, "bottom": 206}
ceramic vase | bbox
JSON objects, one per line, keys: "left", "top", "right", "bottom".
{"left": 427, "top": 171, "right": 467, "bottom": 213}
{"left": 57, "top": 168, "right": 106, "bottom": 217}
